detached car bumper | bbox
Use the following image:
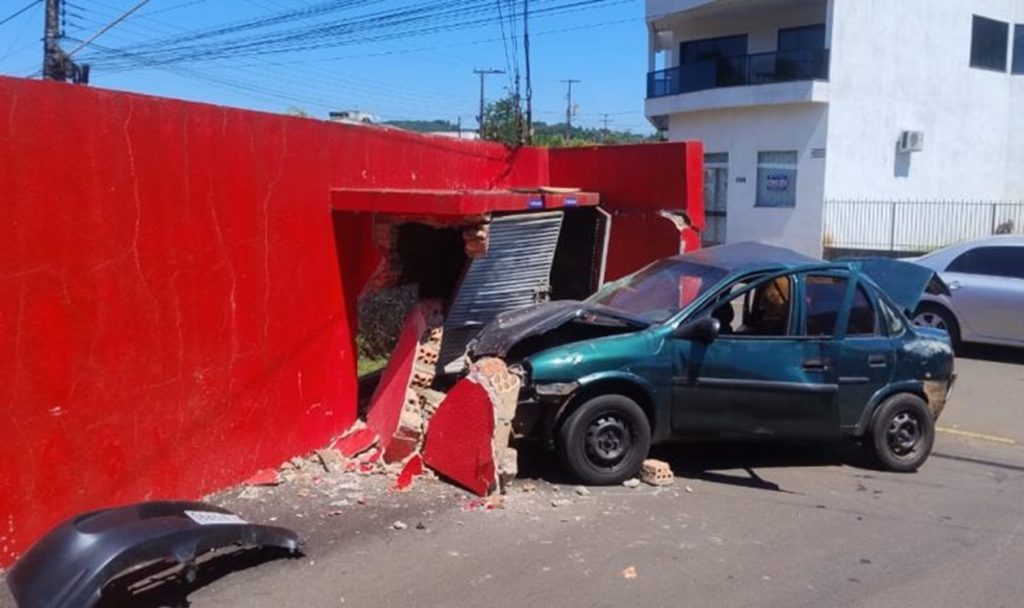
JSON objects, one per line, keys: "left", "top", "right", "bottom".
{"left": 7, "top": 501, "right": 303, "bottom": 608}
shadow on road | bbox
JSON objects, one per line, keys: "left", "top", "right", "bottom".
{"left": 517, "top": 440, "right": 873, "bottom": 493}
{"left": 957, "top": 344, "right": 1024, "bottom": 365}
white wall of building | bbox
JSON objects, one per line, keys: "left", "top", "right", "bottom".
{"left": 669, "top": 103, "right": 829, "bottom": 255}
{"left": 824, "top": 0, "right": 1024, "bottom": 202}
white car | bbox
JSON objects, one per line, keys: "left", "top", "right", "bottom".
{"left": 911, "top": 235, "right": 1024, "bottom": 348}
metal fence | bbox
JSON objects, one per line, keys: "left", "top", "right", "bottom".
{"left": 823, "top": 200, "right": 1024, "bottom": 253}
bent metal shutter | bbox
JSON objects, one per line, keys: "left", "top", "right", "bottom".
{"left": 439, "top": 211, "right": 565, "bottom": 372}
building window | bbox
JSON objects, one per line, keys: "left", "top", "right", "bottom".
{"left": 970, "top": 15, "right": 1009, "bottom": 72}
{"left": 755, "top": 151, "right": 798, "bottom": 207}
{"left": 680, "top": 35, "right": 748, "bottom": 65}
{"left": 778, "top": 24, "right": 826, "bottom": 51}
{"left": 1014, "top": 24, "right": 1024, "bottom": 74}
{"left": 703, "top": 153, "right": 728, "bottom": 247}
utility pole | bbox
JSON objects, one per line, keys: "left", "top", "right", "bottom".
{"left": 42, "top": 0, "right": 89, "bottom": 83}
{"left": 523, "top": 0, "right": 533, "bottom": 144}
{"left": 561, "top": 79, "right": 580, "bottom": 139}
{"left": 600, "top": 113, "right": 612, "bottom": 142}
{"left": 474, "top": 68, "right": 505, "bottom": 134}
{"left": 43, "top": 0, "right": 66, "bottom": 81}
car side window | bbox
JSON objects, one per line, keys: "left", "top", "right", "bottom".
{"left": 803, "top": 275, "right": 876, "bottom": 337}
{"left": 709, "top": 275, "right": 793, "bottom": 337}
{"left": 878, "top": 297, "right": 906, "bottom": 336}
{"left": 946, "top": 246, "right": 1024, "bottom": 279}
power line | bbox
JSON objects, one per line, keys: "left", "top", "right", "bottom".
{"left": 1, "top": 0, "right": 41, "bottom": 27}
{"left": 66, "top": 0, "right": 150, "bottom": 58}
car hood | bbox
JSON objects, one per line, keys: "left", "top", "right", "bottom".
{"left": 845, "top": 258, "right": 950, "bottom": 313}
{"left": 468, "top": 300, "right": 650, "bottom": 358}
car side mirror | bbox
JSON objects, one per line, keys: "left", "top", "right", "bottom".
{"left": 673, "top": 317, "right": 720, "bottom": 344}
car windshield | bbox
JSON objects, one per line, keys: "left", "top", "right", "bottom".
{"left": 586, "top": 259, "right": 730, "bottom": 322}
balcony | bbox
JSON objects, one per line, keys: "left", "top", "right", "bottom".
{"left": 647, "top": 48, "right": 830, "bottom": 98}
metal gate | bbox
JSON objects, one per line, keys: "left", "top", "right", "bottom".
{"left": 439, "top": 211, "right": 565, "bottom": 372}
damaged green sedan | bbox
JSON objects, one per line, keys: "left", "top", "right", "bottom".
{"left": 470, "top": 242, "right": 956, "bottom": 485}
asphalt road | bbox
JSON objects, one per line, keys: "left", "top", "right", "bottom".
{"left": 4, "top": 346, "right": 1024, "bottom": 608}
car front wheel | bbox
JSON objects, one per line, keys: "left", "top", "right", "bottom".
{"left": 867, "top": 393, "right": 935, "bottom": 472}
{"left": 557, "top": 394, "right": 651, "bottom": 485}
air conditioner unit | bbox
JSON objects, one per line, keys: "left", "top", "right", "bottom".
{"left": 897, "top": 130, "right": 924, "bottom": 153}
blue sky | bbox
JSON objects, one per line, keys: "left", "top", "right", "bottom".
{"left": 0, "top": 0, "right": 653, "bottom": 133}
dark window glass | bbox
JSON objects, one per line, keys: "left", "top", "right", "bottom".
{"left": 778, "top": 24, "right": 826, "bottom": 51}
{"left": 847, "top": 286, "right": 877, "bottom": 336}
{"left": 946, "top": 246, "right": 1024, "bottom": 279}
{"left": 970, "top": 15, "right": 1009, "bottom": 72}
{"left": 1014, "top": 24, "right": 1024, "bottom": 74}
{"left": 804, "top": 275, "right": 845, "bottom": 336}
{"left": 680, "top": 34, "right": 748, "bottom": 65}
{"left": 878, "top": 298, "right": 906, "bottom": 336}
{"left": 587, "top": 259, "right": 729, "bottom": 322}
{"left": 709, "top": 275, "right": 792, "bottom": 337}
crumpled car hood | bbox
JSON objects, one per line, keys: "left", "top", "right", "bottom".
{"left": 469, "top": 300, "right": 649, "bottom": 358}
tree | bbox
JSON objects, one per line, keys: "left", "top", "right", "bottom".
{"left": 480, "top": 95, "right": 656, "bottom": 147}
{"left": 480, "top": 96, "right": 522, "bottom": 145}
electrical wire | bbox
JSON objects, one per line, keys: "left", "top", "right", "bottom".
{"left": 0, "top": 0, "right": 42, "bottom": 28}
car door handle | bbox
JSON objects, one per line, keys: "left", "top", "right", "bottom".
{"left": 868, "top": 354, "right": 888, "bottom": 367}
{"left": 802, "top": 357, "right": 829, "bottom": 371}
{"left": 948, "top": 280, "right": 962, "bottom": 291}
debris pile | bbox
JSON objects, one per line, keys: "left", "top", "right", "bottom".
{"left": 333, "top": 302, "right": 524, "bottom": 497}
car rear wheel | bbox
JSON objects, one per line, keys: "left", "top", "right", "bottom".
{"left": 867, "top": 394, "right": 935, "bottom": 472}
{"left": 557, "top": 394, "right": 651, "bottom": 485}
{"left": 911, "top": 303, "right": 960, "bottom": 348}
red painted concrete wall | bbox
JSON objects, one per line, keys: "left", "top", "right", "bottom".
{"left": 550, "top": 142, "right": 704, "bottom": 279}
{"left": 0, "top": 76, "right": 701, "bottom": 565}
{"left": 0, "top": 77, "right": 550, "bottom": 565}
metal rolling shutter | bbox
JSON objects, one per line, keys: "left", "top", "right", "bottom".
{"left": 439, "top": 211, "right": 565, "bottom": 372}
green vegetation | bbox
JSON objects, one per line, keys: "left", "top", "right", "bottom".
{"left": 481, "top": 95, "right": 660, "bottom": 147}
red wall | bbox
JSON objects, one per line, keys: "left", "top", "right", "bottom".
{"left": 0, "top": 77, "right": 550, "bottom": 565}
{"left": 0, "top": 76, "right": 701, "bottom": 565}
{"left": 549, "top": 142, "right": 704, "bottom": 279}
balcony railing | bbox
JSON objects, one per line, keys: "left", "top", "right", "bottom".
{"left": 647, "top": 48, "right": 830, "bottom": 98}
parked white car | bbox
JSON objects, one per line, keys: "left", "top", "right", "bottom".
{"left": 911, "top": 236, "right": 1024, "bottom": 348}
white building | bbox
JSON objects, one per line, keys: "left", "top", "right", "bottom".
{"left": 646, "top": 0, "right": 1024, "bottom": 255}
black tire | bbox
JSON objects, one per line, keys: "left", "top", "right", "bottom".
{"left": 867, "top": 394, "right": 935, "bottom": 472}
{"left": 557, "top": 394, "right": 651, "bottom": 485}
{"left": 911, "top": 302, "right": 961, "bottom": 349}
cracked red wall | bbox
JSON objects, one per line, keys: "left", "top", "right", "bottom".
{"left": 0, "top": 76, "right": 702, "bottom": 566}
{"left": 0, "top": 77, "right": 548, "bottom": 565}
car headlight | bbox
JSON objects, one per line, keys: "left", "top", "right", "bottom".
{"left": 533, "top": 381, "right": 579, "bottom": 397}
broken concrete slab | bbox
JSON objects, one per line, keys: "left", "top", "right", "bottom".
{"left": 422, "top": 377, "right": 497, "bottom": 496}
{"left": 332, "top": 427, "right": 378, "bottom": 459}
{"left": 393, "top": 454, "right": 424, "bottom": 492}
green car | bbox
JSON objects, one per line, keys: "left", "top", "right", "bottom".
{"left": 470, "top": 243, "right": 955, "bottom": 485}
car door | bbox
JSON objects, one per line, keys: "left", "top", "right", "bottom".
{"left": 943, "top": 245, "right": 1024, "bottom": 343}
{"left": 807, "top": 275, "right": 897, "bottom": 431}
{"left": 671, "top": 271, "right": 840, "bottom": 439}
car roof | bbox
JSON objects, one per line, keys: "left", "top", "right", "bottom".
{"left": 676, "top": 241, "right": 822, "bottom": 273}
{"left": 916, "top": 234, "right": 1024, "bottom": 266}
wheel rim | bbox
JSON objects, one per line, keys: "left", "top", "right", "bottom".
{"left": 886, "top": 411, "right": 922, "bottom": 457}
{"left": 912, "top": 312, "right": 947, "bottom": 331}
{"left": 584, "top": 414, "right": 632, "bottom": 469}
